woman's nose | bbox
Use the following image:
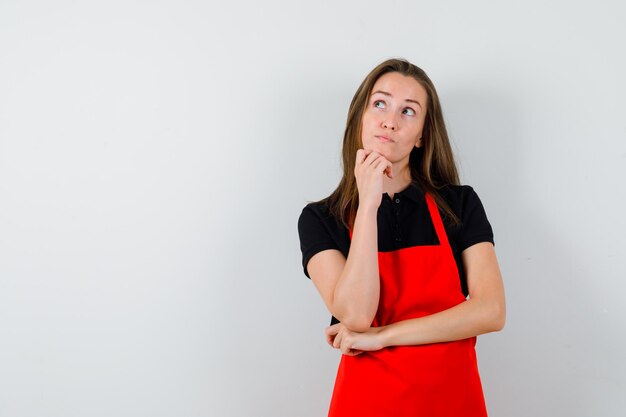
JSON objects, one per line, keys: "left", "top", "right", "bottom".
{"left": 382, "top": 119, "right": 396, "bottom": 130}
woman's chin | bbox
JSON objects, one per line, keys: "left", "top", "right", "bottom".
{"left": 362, "top": 142, "right": 394, "bottom": 161}
{"left": 375, "top": 148, "right": 392, "bottom": 160}
{"left": 365, "top": 144, "right": 386, "bottom": 156}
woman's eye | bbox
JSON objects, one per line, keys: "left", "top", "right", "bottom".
{"left": 403, "top": 108, "right": 416, "bottom": 116}
{"left": 374, "top": 100, "right": 385, "bottom": 108}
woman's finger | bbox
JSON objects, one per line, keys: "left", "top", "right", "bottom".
{"left": 372, "top": 156, "right": 392, "bottom": 175}
{"left": 336, "top": 326, "right": 349, "bottom": 350}
{"left": 333, "top": 331, "right": 343, "bottom": 349}
{"left": 372, "top": 156, "right": 387, "bottom": 170}
{"left": 325, "top": 328, "right": 336, "bottom": 346}
{"left": 385, "top": 162, "right": 393, "bottom": 178}
{"left": 380, "top": 160, "right": 393, "bottom": 178}
{"left": 355, "top": 149, "right": 366, "bottom": 165}
{"left": 326, "top": 333, "right": 335, "bottom": 347}
{"left": 325, "top": 324, "right": 341, "bottom": 336}
{"left": 341, "top": 337, "right": 355, "bottom": 355}
{"left": 361, "top": 148, "right": 374, "bottom": 160}
{"left": 363, "top": 151, "right": 382, "bottom": 165}
{"left": 356, "top": 149, "right": 376, "bottom": 166}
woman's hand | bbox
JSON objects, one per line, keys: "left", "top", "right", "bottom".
{"left": 354, "top": 149, "right": 393, "bottom": 211}
{"left": 324, "top": 323, "right": 387, "bottom": 356}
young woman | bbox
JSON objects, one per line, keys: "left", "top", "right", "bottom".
{"left": 297, "top": 58, "right": 506, "bottom": 416}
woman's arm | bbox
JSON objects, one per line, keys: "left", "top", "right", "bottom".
{"left": 308, "top": 150, "right": 393, "bottom": 333}
{"left": 377, "top": 242, "right": 505, "bottom": 346}
{"left": 308, "top": 205, "right": 380, "bottom": 332}
{"left": 326, "top": 242, "right": 505, "bottom": 355}
{"left": 332, "top": 205, "right": 380, "bottom": 331}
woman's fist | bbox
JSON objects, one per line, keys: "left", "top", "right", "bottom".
{"left": 354, "top": 149, "right": 392, "bottom": 211}
{"left": 325, "top": 323, "right": 387, "bottom": 356}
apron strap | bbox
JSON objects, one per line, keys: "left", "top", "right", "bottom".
{"left": 425, "top": 192, "right": 452, "bottom": 250}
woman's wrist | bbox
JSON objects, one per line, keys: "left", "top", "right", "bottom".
{"left": 374, "top": 325, "right": 391, "bottom": 349}
{"left": 356, "top": 204, "right": 378, "bottom": 218}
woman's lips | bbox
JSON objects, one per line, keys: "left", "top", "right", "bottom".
{"left": 376, "top": 135, "right": 393, "bottom": 143}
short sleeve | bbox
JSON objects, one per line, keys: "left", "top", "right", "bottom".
{"left": 297, "top": 205, "right": 341, "bottom": 279}
{"left": 458, "top": 186, "right": 495, "bottom": 251}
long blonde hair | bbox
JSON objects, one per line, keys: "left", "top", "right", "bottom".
{"left": 320, "top": 58, "right": 461, "bottom": 229}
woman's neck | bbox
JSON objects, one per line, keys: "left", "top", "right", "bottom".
{"left": 382, "top": 164, "right": 412, "bottom": 199}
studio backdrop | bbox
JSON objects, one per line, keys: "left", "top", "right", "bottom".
{"left": 0, "top": 1, "right": 624, "bottom": 416}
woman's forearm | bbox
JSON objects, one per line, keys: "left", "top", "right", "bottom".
{"left": 332, "top": 205, "right": 380, "bottom": 332}
{"left": 378, "top": 297, "right": 505, "bottom": 347}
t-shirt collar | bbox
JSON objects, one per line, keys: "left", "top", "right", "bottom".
{"left": 383, "top": 181, "right": 424, "bottom": 203}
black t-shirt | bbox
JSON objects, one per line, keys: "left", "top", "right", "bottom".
{"left": 297, "top": 182, "right": 494, "bottom": 325}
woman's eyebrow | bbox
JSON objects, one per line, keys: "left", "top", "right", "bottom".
{"left": 371, "top": 90, "right": 422, "bottom": 109}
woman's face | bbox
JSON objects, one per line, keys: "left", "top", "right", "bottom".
{"left": 360, "top": 71, "right": 428, "bottom": 164}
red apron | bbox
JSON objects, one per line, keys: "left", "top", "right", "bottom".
{"left": 327, "top": 192, "right": 488, "bottom": 417}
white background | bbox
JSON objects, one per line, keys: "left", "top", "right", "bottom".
{"left": 1, "top": 1, "right": 625, "bottom": 416}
